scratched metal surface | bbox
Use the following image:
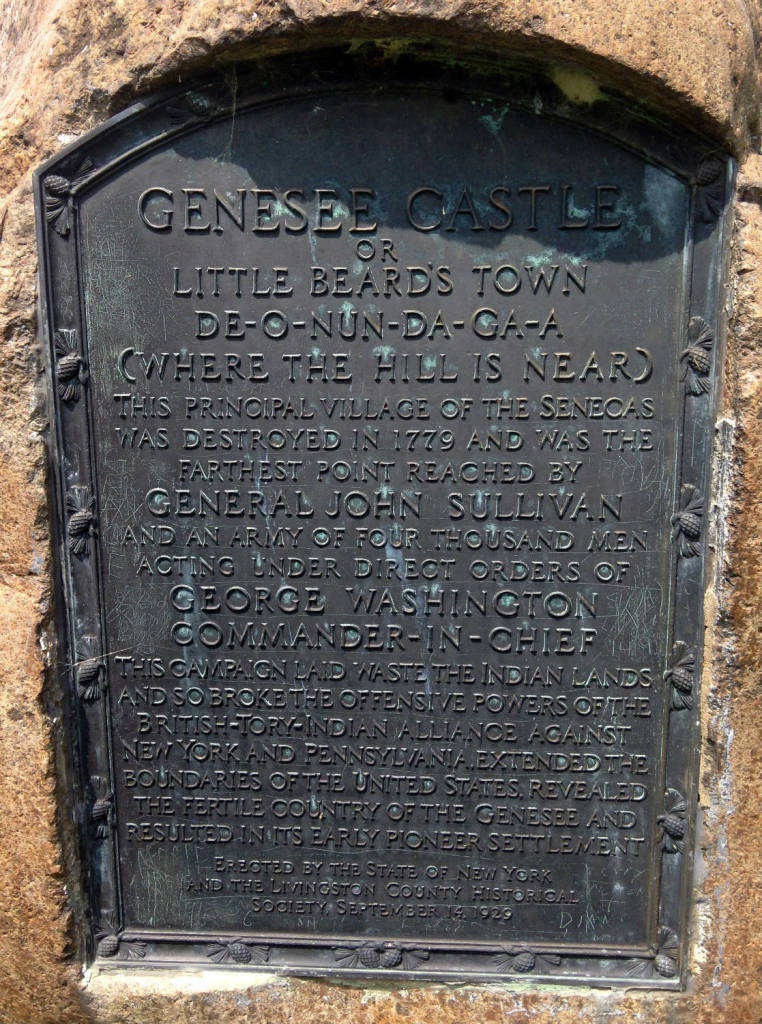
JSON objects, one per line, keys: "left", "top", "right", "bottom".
{"left": 35, "top": 52, "right": 730, "bottom": 985}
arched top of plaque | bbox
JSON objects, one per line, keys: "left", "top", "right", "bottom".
{"left": 36, "top": 48, "right": 730, "bottom": 988}
{"left": 36, "top": 49, "right": 728, "bottom": 216}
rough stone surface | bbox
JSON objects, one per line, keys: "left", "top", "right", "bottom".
{"left": 1, "top": 2, "right": 761, "bottom": 1022}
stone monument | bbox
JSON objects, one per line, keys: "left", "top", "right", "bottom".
{"left": 1, "top": 3, "right": 761, "bottom": 1023}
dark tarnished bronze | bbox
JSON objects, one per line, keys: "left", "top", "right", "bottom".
{"left": 35, "top": 48, "right": 730, "bottom": 986}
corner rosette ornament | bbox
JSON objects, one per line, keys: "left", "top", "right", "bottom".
{"left": 626, "top": 927, "right": 679, "bottom": 979}
{"left": 66, "top": 486, "right": 96, "bottom": 557}
{"left": 493, "top": 947, "right": 562, "bottom": 974}
{"left": 665, "top": 642, "right": 695, "bottom": 710}
{"left": 54, "top": 328, "right": 88, "bottom": 402}
{"left": 75, "top": 636, "right": 105, "bottom": 702}
{"left": 334, "top": 942, "right": 429, "bottom": 970}
{"left": 680, "top": 317, "right": 713, "bottom": 395}
{"left": 43, "top": 158, "right": 95, "bottom": 237}
{"left": 658, "top": 788, "right": 687, "bottom": 854}
{"left": 206, "top": 941, "right": 269, "bottom": 965}
{"left": 89, "top": 776, "right": 114, "bottom": 839}
{"left": 694, "top": 155, "right": 724, "bottom": 222}
{"left": 671, "top": 484, "right": 703, "bottom": 558}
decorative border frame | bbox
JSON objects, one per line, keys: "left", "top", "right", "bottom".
{"left": 34, "top": 46, "right": 732, "bottom": 988}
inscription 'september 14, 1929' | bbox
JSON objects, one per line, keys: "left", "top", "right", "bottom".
{"left": 35, "top": 55, "right": 729, "bottom": 985}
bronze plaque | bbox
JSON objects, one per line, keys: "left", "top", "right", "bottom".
{"left": 36, "top": 52, "right": 729, "bottom": 985}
